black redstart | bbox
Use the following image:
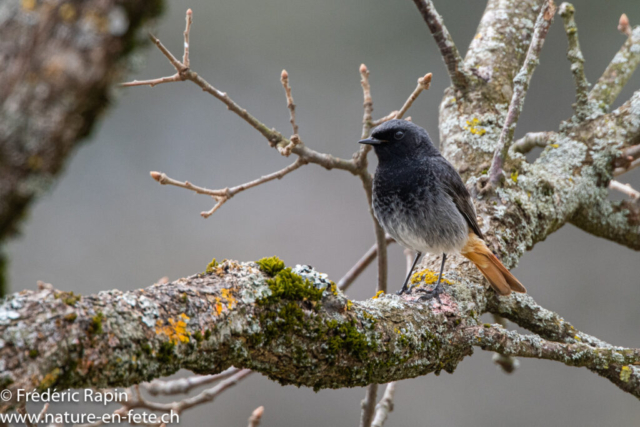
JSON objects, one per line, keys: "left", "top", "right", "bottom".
{"left": 359, "top": 119, "right": 526, "bottom": 300}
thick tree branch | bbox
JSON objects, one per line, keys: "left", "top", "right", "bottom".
{"left": 338, "top": 237, "right": 395, "bottom": 291}
{"left": 2, "top": 259, "right": 640, "bottom": 412}
{"left": 588, "top": 25, "right": 640, "bottom": 112}
{"left": 411, "top": 0, "right": 468, "bottom": 89}
{"left": 570, "top": 190, "right": 640, "bottom": 250}
{"left": 0, "top": 0, "right": 164, "bottom": 295}
{"left": 464, "top": 0, "right": 547, "bottom": 100}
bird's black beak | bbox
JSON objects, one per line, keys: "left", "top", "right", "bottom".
{"left": 359, "top": 137, "right": 385, "bottom": 145}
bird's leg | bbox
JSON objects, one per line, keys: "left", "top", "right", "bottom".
{"left": 397, "top": 251, "right": 422, "bottom": 295}
{"left": 417, "top": 253, "right": 447, "bottom": 303}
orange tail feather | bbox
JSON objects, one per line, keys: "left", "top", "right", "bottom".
{"left": 461, "top": 233, "right": 526, "bottom": 296}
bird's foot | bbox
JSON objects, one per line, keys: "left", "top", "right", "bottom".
{"left": 396, "top": 283, "right": 414, "bottom": 295}
{"left": 415, "top": 282, "right": 445, "bottom": 303}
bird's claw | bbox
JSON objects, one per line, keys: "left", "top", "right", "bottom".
{"left": 415, "top": 283, "right": 444, "bottom": 303}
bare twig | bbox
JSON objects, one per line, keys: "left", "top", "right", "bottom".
{"left": 511, "top": 131, "right": 556, "bottom": 154}
{"left": 144, "top": 367, "right": 240, "bottom": 395}
{"left": 588, "top": 25, "right": 640, "bottom": 111}
{"left": 411, "top": 0, "right": 467, "bottom": 89}
{"left": 360, "top": 384, "right": 378, "bottom": 427}
{"left": 150, "top": 157, "right": 307, "bottom": 218}
{"left": 280, "top": 70, "right": 299, "bottom": 136}
{"left": 559, "top": 3, "right": 591, "bottom": 119}
{"left": 486, "top": 0, "right": 556, "bottom": 189}
{"left": 338, "top": 236, "right": 395, "bottom": 291}
{"left": 360, "top": 63, "right": 374, "bottom": 139}
{"left": 614, "top": 158, "right": 640, "bottom": 176}
{"left": 247, "top": 406, "right": 264, "bottom": 427}
{"left": 371, "top": 382, "right": 397, "bottom": 427}
{"left": 356, "top": 64, "right": 387, "bottom": 427}
{"left": 613, "top": 144, "right": 640, "bottom": 176}
{"left": 127, "top": 369, "right": 253, "bottom": 413}
{"left": 183, "top": 9, "right": 193, "bottom": 69}
{"left": 491, "top": 314, "right": 519, "bottom": 373}
{"left": 609, "top": 180, "right": 640, "bottom": 201}
{"left": 122, "top": 10, "right": 358, "bottom": 175}
{"left": 395, "top": 73, "right": 432, "bottom": 119}
{"left": 371, "top": 111, "right": 399, "bottom": 127}
{"left": 17, "top": 406, "right": 35, "bottom": 427}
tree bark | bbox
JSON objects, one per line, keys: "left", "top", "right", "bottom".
{"left": 0, "top": 0, "right": 164, "bottom": 295}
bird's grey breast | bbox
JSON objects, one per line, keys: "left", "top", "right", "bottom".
{"left": 372, "top": 163, "right": 468, "bottom": 254}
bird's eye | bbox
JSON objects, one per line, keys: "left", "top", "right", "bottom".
{"left": 394, "top": 131, "right": 404, "bottom": 140}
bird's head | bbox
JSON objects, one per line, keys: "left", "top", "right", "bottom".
{"left": 359, "top": 119, "right": 439, "bottom": 162}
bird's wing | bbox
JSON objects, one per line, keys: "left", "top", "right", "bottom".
{"left": 436, "top": 160, "right": 484, "bottom": 239}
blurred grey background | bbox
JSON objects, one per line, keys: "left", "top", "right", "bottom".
{"left": 8, "top": 0, "right": 640, "bottom": 425}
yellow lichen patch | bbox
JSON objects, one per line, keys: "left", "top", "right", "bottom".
{"left": 574, "top": 335, "right": 581, "bottom": 341}
{"left": 27, "top": 155, "right": 43, "bottom": 171}
{"left": 620, "top": 365, "right": 632, "bottom": 382}
{"left": 410, "top": 269, "right": 453, "bottom": 286}
{"left": 214, "top": 297, "right": 224, "bottom": 316}
{"left": 329, "top": 282, "right": 339, "bottom": 296}
{"left": 371, "top": 290, "right": 384, "bottom": 299}
{"left": 220, "top": 288, "right": 237, "bottom": 309}
{"left": 550, "top": 144, "right": 559, "bottom": 148}
{"left": 464, "top": 118, "right": 487, "bottom": 136}
{"left": 22, "top": 0, "right": 36, "bottom": 10}
{"left": 346, "top": 300, "right": 353, "bottom": 311}
{"left": 39, "top": 368, "right": 61, "bottom": 390}
{"left": 155, "top": 315, "right": 190, "bottom": 345}
{"left": 59, "top": 3, "right": 76, "bottom": 22}
{"left": 510, "top": 170, "right": 519, "bottom": 183}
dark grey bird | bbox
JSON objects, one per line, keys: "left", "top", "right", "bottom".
{"left": 359, "top": 119, "right": 526, "bottom": 299}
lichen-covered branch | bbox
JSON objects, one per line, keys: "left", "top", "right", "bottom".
{"left": 511, "top": 132, "right": 556, "bottom": 154}
{"left": 338, "top": 236, "right": 395, "bottom": 291}
{"left": 473, "top": 324, "right": 640, "bottom": 370}
{"left": 486, "top": 0, "right": 556, "bottom": 188}
{"left": 559, "top": 3, "right": 592, "bottom": 119}
{"left": 486, "top": 293, "right": 640, "bottom": 395}
{"left": 570, "top": 192, "right": 640, "bottom": 250}
{"left": 2, "top": 258, "right": 640, "bottom": 412}
{"left": 0, "top": 0, "right": 164, "bottom": 296}
{"left": 464, "top": 0, "right": 547, "bottom": 101}
{"left": 588, "top": 25, "right": 640, "bottom": 112}
{"left": 411, "top": 0, "right": 468, "bottom": 89}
